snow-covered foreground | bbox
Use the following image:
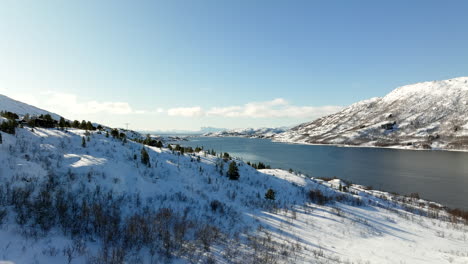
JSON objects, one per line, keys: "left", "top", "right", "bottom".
{"left": 0, "top": 127, "right": 467, "bottom": 263}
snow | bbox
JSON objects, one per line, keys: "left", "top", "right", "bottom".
{"left": 1, "top": 127, "right": 467, "bottom": 263}
{"left": 275, "top": 77, "right": 468, "bottom": 151}
{"left": 0, "top": 94, "right": 61, "bottom": 120}
{"left": 204, "top": 127, "right": 288, "bottom": 138}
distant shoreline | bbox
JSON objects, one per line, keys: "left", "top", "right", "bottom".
{"left": 187, "top": 134, "right": 468, "bottom": 153}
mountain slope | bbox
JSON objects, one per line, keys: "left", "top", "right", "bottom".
{"left": 0, "top": 127, "right": 467, "bottom": 263}
{"left": 274, "top": 77, "right": 468, "bottom": 150}
{"left": 0, "top": 94, "right": 61, "bottom": 120}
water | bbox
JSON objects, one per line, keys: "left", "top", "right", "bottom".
{"left": 173, "top": 136, "right": 468, "bottom": 210}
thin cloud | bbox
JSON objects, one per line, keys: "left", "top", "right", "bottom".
{"left": 5, "top": 91, "right": 342, "bottom": 121}
{"left": 169, "top": 98, "right": 343, "bottom": 119}
{"left": 6, "top": 91, "right": 146, "bottom": 117}
{"left": 42, "top": 91, "right": 145, "bottom": 115}
{"left": 167, "top": 106, "right": 204, "bottom": 117}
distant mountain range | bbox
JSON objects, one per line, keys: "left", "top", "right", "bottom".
{"left": 141, "top": 126, "right": 226, "bottom": 135}
{"left": 3, "top": 77, "right": 468, "bottom": 151}
{"left": 203, "top": 127, "right": 288, "bottom": 138}
{"left": 274, "top": 77, "right": 468, "bottom": 151}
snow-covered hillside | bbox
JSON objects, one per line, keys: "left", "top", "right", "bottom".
{"left": 204, "top": 127, "right": 287, "bottom": 139}
{"left": 1, "top": 126, "right": 467, "bottom": 263}
{"left": 0, "top": 94, "right": 61, "bottom": 120}
{"left": 275, "top": 77, "right": 468, "bottom": 151}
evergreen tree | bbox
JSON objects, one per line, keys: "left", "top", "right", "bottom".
{"left": 0, "top": 133, "right": 2, "bottom": 144}
{"left": 111, "top": 129, "right": 119, "bottom": 138}
{"left": 227, "top": 161, "right": 240, "bottom": 180}
{"left": 80, "top": 120, "right": 87, "bottom": 130}
{"left": 0, "top": 120, "right": 17, "bottom": 134}
{"left": 265, "top": 189, "right": 276, "bottom": 200}
{"left": 105, "top": 131, "right": 109, "bottom": 137}
{"left": 86, "top": 121, "right": 95, "bottom": 131}
{"left": 141, "top": 147, "right": 150, "bottom": 166}
{"left": 81, "top": 136, "right": 86, "bottom": 148}
{"left": 72, "top": 120, "right": 80, "bottom": 128}
{"left": 0, "top": 111, "right": 19, "bottom": 120}
{"left": 59, "top": 117, "right": 67, "bottom": 129}
{"left": 257, "top": 162, "right": 266, "bottom": 169}
{"left": 40, "top": 114, "right": 55, "bottom": 128}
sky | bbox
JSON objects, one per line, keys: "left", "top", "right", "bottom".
{"left": 1, "top": 0, "right": 467, "bottom": 131}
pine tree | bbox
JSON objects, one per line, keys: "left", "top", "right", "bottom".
{"left": 72, "top": 120, "right": 80, "bottom": 128}
{"left": 105, "top": 131, "right": 109, "bottom": 138}
{"left": 81, "top": 136, "right": 86, "bottom": 148}
{"left": 86, "top": 121, "right": 94, "bottom": 131}
{"left": 227, "top": 161, "right": 240, "bottom": 180}
{"left": 265, "top": 189, "right": 275, "bottom": 200}
{"left": 80, "top": 120, "right": 87, "bottom": 130}
{"left": 59, "top": 117, "right": 67, "bottom": 129}
{"left": 111, "top": 129, "right": 119, "bottom": 138}
{"left": 141, "top": 147, "right": 150, "bottom": 166}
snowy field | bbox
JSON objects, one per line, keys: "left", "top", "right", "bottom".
{"left": 0, "top": 127, "right": 467, "bottom": 263}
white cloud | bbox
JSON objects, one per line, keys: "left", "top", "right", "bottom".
{"left": 167, "top": 106, "right": 205, "bottom": 117}
{"left": 3, "top": 90, "right": 342, "bottom": 122}
{"left": 41, "top": 91, "right": 142, "bottom": 115}
{"left": 5, "top": 91, "right": 146, "bottom": 118}
{"left": 166, "top": 98, "right": 342, "bottom": 119}
{"left": 207, "top": 98, "right": 342, "bottom": 119}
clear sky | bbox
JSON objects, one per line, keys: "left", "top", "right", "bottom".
{"left": 1, "top": 0, "right": 467, "bottom": 131}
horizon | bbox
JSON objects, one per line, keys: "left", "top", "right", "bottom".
{"left": 1, "top": 1, "right": 467, "bottom": 130}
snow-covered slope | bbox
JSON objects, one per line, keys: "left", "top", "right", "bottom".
{"left": 1, "top": 126, "right": 467, "bottom": 263}
{"left": 0, "top": 94, "right": 61, "bottom": 120}
{"left": 275, "top": 77, "right": 468, "bottom": 150}
{"left": 204, "top": 127, "right": 287, "bottom": 138}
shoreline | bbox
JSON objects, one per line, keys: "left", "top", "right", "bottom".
{"left": 198, "top": 135, "right": 468, "bottom": 153}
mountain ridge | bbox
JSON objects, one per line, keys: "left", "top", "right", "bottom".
{"left": 0, "top": 94, "right": 62, "bottom": 120}
{"left": 274, "top": 77, "right": 468, "bottom": 151}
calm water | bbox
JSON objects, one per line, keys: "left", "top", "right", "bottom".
{"left": 173, "top": 137, "right": 468, "bottom": 210}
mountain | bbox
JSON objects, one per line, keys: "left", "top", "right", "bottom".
{"left": 204, "top": 127, "right": 288, "bottom": 138}
{"left": 141, "top": 127, "right": 226, "bottom": 135}
{"left": 274, "top": 77, "right": 468, "bottom": 150}
{"left": 1, "top": 97, "right": 467, "bottom": 263}
{"left": 0, "top": 94, "right": 61, "bottom": 120}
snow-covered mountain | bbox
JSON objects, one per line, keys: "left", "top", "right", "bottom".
{"left": 1, "top": 97, "right": 467, "bottom": 263}
{"left": 275, "top": 77, "right": 468, "bottom": 150}
{"left": 204, "top": 127, "right": 288, "bottom": 138}
{"left": 142, "top": 127, "right": 226, "bottom": 135}
{"left": 2, "top": 126, "right": 467, "bottom": 263}
{"left": 0, "top": 94, "right": 61, "bottom": 120}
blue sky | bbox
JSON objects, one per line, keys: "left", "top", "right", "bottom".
{"left": 1, "top": 1, "right": 467, "bottom": 131}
